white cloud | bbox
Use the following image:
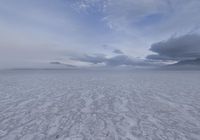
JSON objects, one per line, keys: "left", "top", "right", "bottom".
{"left": 72, "top": 0, "right": 200, "bottom": 35}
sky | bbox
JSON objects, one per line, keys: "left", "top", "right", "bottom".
{"left": 0, "top": 0, "right": 200, "bottom": 69}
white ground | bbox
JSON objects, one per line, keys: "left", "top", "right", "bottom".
{"left": 0, "top": 70, "right": 200, "bottom": 140}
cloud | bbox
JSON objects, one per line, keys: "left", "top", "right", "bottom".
{"left": 72, "top": 54, "right": 107, "bottom": 64}
{"left": 106, "top": 55, "right": 137, "bottom": 66}
{"left": 73, "top": 53, "right": 160, "bottom": 67}
{"left": 72, "top": 0, "right": 200, "bottom": 39}
{"left": 50, "top": 62, "right": 62, "bottom": 65}
{"left": 112, "top": 49, "right": 124, "bottom": 54}
{"left": 50, "top": 61, "right": 76, "bottom": 68}
{"left": 147, "top": 34, "right": 200, "bottom": 61}
{"left": 72, "top": 0, "right": 168, "bottom": 31}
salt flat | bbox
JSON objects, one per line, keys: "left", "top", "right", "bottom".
{"left": 0, "top": 70, "right": 200, "bottom": 140}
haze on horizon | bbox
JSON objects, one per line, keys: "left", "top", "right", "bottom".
{"left": 0, "top": 0, "right": 200, "bottom": 69}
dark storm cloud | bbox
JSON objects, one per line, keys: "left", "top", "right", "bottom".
{"left": 73, "top": 54, "right": 160, "bottom": 67}
{"left": 147, "top": 34, "right": 200, "bottom": 61}
{"left": 112, "top": 49, "right": 124, "bottom": 54}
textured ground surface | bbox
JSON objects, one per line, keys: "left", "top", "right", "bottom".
{"left": 0, "top": 70, "right": 200, "bottom": 140}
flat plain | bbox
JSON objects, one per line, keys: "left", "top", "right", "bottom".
{"left": 0, "top": 70, "right": 200, "bottom": 140}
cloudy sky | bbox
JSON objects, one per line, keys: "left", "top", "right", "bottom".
{"left": 0, "top": 0, "right": 200, "bottom": 69}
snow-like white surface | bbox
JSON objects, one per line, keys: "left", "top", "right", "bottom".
{"left": 0, "top": 70, "right": 200, "bottom": 140}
